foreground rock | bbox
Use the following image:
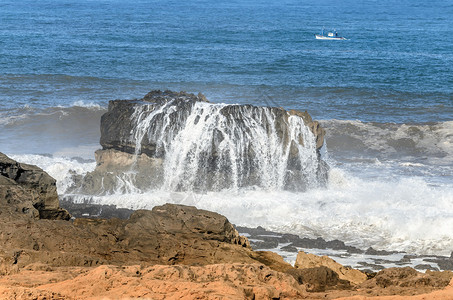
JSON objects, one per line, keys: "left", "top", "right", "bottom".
{"left": 73, "top": 90, "right": 328, "bottom": 194}
{"left": 0, "top": 152, "right": 70, "bottom": 220}
{"left": 0, "top": 264, "right": 305, "bottom": 299}
{"left": 356, "top": 267, "right": 453, "bottom": 297}
{"left": 0, "top": 264, "right": 452, "bottom": 300}
{"left": 0, "top": 203, "right": 256, "bottom": 272}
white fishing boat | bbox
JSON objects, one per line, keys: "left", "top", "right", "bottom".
{"left": 315, "top": 29, "right": 347, "bottom": 40}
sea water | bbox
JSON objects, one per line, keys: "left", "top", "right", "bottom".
{"left": 1, "top": 0, "right": 453, "bottom": 258}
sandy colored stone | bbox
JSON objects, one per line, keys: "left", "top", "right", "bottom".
{"left": 0, "top": 203, "right": 257, "bottom": 271}
{"left": 295, "top": 251, "right": 368, "bottom": 285}
{"left": 334, "top": 277, "right": 453, "bottom": 299}
{"left": 249, "top": 250, "right": 294, "bottom": 273}
{"left": 287, "top": 266, "right": 352, "bottom": 292}
{"left": 0, "top": 264, "right": 306, "bottom": 300}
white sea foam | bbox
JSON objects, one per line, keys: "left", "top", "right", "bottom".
{"left": 6, "top": 117, "right": 453, "bottom": 257}
{"left": 70, "top": 100, "right": 103, "bottom": 110}
{"left": 54, "top": 163, "right": 453, "bottom": 256}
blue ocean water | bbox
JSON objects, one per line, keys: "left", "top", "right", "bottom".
{"left": 1, "top": 0, "right": 453, "bottom": 260}
{"left": 1, "top": 0, "right": 452, "bottom": 122}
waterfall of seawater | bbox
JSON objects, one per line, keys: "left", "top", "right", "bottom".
{"left": 129, "top": 100, "right": 321, "bottom": 192}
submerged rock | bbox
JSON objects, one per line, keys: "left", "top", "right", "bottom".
{"left": 74, "top": 90, "right": 328, "bottom": 194}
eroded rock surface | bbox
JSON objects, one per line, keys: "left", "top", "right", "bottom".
{"left": 0, "top": 264, "right": 306, "bottom": 300}
{"left": 0, "top": 203, "right": 255, "bottom": 272}
{"left": 0, "top": 152, "right": 70, "bottom": 220}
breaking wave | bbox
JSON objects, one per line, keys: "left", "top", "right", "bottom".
{"left": 0, "top": 104, "right": 106, "bottom": 156}
{"left": 322, "top": 119, "right": 453, "bottom": 165}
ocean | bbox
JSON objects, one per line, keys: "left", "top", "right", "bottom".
{"left": 1, "top": 0, "right": 453, "bottom": 265}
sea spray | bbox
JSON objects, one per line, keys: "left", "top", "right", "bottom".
{"left": 8, "top": 119, "right": 453, "bottom": 257}
{"left": 126, "top": 97, "right": 323, "bottom": 192}
{"left": 56, "top": 167, "right": 453, "bottom": 257}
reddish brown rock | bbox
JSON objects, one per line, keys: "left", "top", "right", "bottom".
{"left": 286, "top": 266, "right": 352, "bottom": 292}
{"left": 295, "top": 251, "right": 367, "bottom": 285}
{"left": 355, "top": 267, "right": 453, "bottom": 297}
{"left": 0, "top": 264, "right": 306, "bottom": 300}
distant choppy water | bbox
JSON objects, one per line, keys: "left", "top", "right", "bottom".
{"left": 1, "top": 0, "right": 453, "bottom": 258}
{"left": 1, "top": 0, "right": 452, "bottom": 122}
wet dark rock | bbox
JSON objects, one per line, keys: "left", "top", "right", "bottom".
{"left": 281, "top": 233, "right": 304, "bottom": 243}
{"left": 93, "top": 90, "right": 328, "bottom": 192}
{"left": 249, "top": 238, "right": 280, "bottom": 250}
{"left": 0, "top": 152, "right": 70, "bottom": 220}
{"left": 371, "top": 258, "right": 394, "bottom": 265}
{"left": 327, "top": 240, "right": 363, "bottom": 254}
{"left": 425, "top": 255, "right": 453, "bottom": 271}
{"left": 281, "top": 245, "right": 299, "bottom": 252}
{"left": 415, "top": 264, "right": 439, "bottom": 271}
{"left": 357, "top": 261, "right": 386, "bottom": 271}
{"left": 60, "top": 199, "right": 134, "bottom": 219}
{"left": 101, "top": 91, "right": 208, "bottom": 157}
{"left": 237, "top": 226, "right": 274, "bottom": 236}
{"left": 291, "top": 237, "right": 363, "bottom": 254}
{"left": 345, "top": 246, "right": 365, "bottom": 254}
{"left": 400, "top": 255, "right": 416, "bottom": 262}
{"left": 365, "top": 247, "right": 399, "bottom": 256}
{"left": 237, "top": 226, "right": 363, "bottom": 254}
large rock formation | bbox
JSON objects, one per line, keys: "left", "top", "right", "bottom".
{"left": 0, "top": 152, "right": 70, "bottom": 220}
{"left": 73, "top": 90, "right": 328, "bottom": 194}
{"left": 100, "top": 91, "right": 325, "bottom": 158}
{"left": 0, "top": 203, "right": 256, "bottom": 272}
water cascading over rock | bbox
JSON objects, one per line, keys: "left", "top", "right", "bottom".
{"left": 75, "top": 90, "right": 327, "bottom": 194}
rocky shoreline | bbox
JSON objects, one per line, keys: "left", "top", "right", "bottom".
{"left": 61, "top": 199, "right": 453, "bottom": 273}
{"left": 1, "top": 152, "right": 453, "bottom": 299}
{"left": 2, "top": 88, "right": 453, "bottom": 299}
